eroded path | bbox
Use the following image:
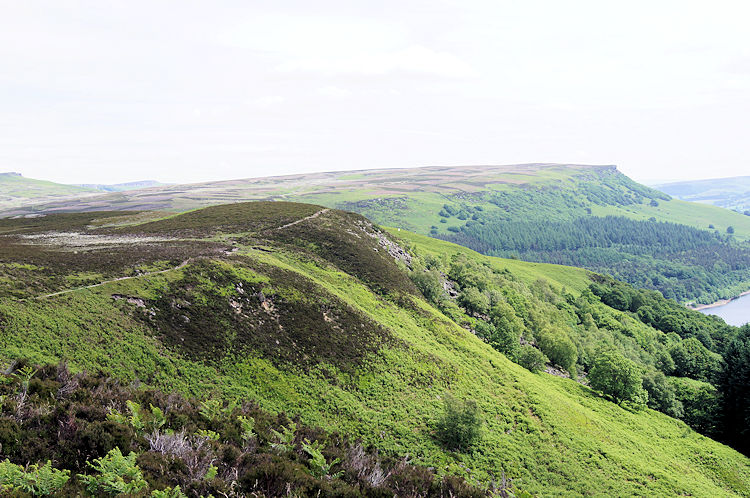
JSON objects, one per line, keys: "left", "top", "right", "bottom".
{"left": 274, "top": 208, "right": 329, "bottom": 230}
{"left": 34, "top": 260, "right": 192, "bottom": 300}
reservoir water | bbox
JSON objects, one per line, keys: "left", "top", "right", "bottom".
{"left": 698, "top": 293, "right": 750, "bottom": 327}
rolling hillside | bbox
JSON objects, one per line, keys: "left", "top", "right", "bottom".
{"left": 4, "top": 164, "right": 750, "bottom": 305}
{"left": 1, "top": 202, "right": 748, "bottom": 496}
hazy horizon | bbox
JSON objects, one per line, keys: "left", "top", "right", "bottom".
{"left": 2, "top": 1, "right": 749, "bottom": 185}
{"left": 4, "top": 163, "right": 747, "bottom": 188}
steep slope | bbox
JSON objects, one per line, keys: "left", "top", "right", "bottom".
{"left": 0, "top": 202, "right": 747, "bottom": 496}
{"left": 0, "top": 365, "right": 488, "bottom": 497}
{"left": 4, "top": 164, "right": 750, "bottom": 304}
{"left": 0, "top": 172, "right": 99, "bottom": 210}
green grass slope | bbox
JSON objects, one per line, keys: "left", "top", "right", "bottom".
{"left": 0, "top": 202, "right": 747, "bottom": 496}
{"left": 591, "top": 197, "right": 750, "bottom": 242}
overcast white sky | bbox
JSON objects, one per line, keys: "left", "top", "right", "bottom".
{"left": 1, "top": 1, "right": 749, "bottom": 184}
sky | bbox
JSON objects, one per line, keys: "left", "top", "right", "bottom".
{"left": 1, "top": 0, "right": 749, "bottom": 185}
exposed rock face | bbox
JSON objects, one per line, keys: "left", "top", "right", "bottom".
{"left": 440, "top": 272, "right": 459, "bottom": 298}
{"left": 356, "top": 220, "right": 413, "bottom": 269}
{"left": 376, "top": 233, "right": 413, "bottom": 269}
{"left": 111, "top": 294, "right": 147, "bottom": 308}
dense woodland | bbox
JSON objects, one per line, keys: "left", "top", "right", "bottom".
{"left": 429, "top": 171, "right": 750, "bottom": 303}
{"left": 441, "top": 216, "right": 750, "bottom": 303}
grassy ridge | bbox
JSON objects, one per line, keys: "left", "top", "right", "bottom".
{"left": 0, "top": 163, "right": 609, "bottom": 216}
{"left": 3, "top": 259, "right": 748, "bottom": 496}
{"left": 4, "top": 164, "right": 750, "bottom": 243}
{"left": 0, "top": 203, "right": 748, "bottom": 496}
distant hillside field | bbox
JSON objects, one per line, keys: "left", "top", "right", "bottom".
{"left": 75, "top": 179, "right": 167, "bottom": 192}
{"left": 656, "top": 176, "right": 750, "bottom": 214}
{"left": 0, "top": 202, "right": 748, "bottom": 496}
{"left": 0, "top": 173, "right": 167, "bottom": 210}
{"left": 0, "top": 172, "right": 99, "bottom": 210}
{"left": 4, "top": 164, "right": 750, "bottom": 304}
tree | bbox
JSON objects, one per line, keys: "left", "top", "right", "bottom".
{"left": 487, "top": 302, "right": 524, "bottom": 359}
{"left": 536, "top": 328, "right": 577, "bottom": 376}
{"left": 600, "top": 287, "right": 631, "bottom": 311}
{"left": 588, "top": 350, "right": 645, "bottom": 405}
{"left": 435, "top": 395, "right": 482, "bottom": 451}
{"left": 653, "top": 348, "right": 676, "bottom": 375}
{"left": 517, "top": 345, "right": 548, "bottom": 373}
{"left": 727, "top": 226, "right": 735, "bottom": 234}
{"left": 459, "top": 286, "right": 490, "bottom": 315}
{"left": 410, "top": 269, "right": 444, "bottom": 304}
{"left": 670, "top": 377, "right": 720, "bottom": 437}
{"left": 642, "top": 370, "right": 683, "bottom": 418}
{"left": 718, "top": 327, "right": 750, "bottom": 453}
{"left": 669, "top": 337, "right": 721, "bottom": 382}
